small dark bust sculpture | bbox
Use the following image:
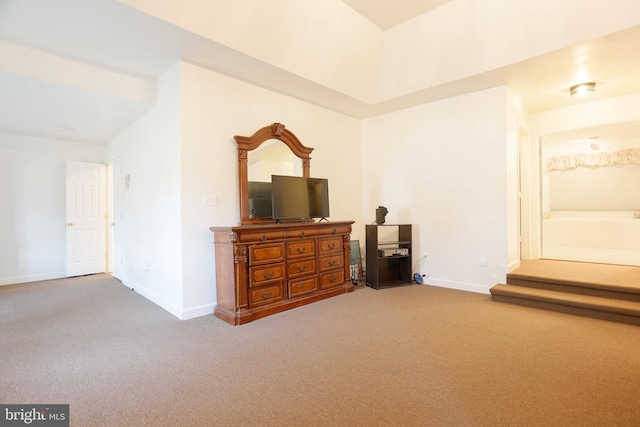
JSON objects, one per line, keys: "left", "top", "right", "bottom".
{"left": 376, "top": 206, "right": 388, "bottom": 225}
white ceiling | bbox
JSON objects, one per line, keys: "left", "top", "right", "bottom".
{"left": 543, "top": 121, "right": 640, "bottom": 145}
{"left": 1, "top": 0, "right": 639, "bottom": 144}
{"left": 342, "top": 0, "right": 454, "bottom": 30}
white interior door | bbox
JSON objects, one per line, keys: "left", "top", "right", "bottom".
{"left": 66, "top": 161, "right": 106, "bottom": 277}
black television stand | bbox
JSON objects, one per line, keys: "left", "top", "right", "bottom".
{"left": 366, "top": 224, "right": 412, "bottom": 289}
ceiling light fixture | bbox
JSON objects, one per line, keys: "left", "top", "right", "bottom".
{"left": 570, "top": 82, "right": 596, "bottom": 98}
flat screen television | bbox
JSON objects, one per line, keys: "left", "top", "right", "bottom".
{"left": 248, "top": 181, "right": 272, "bottom": 218}
{"left": 271, "top": 175, "right": 330, "bottom": 221}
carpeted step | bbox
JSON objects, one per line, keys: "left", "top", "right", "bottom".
{"left": 506, "top": 275, "right": 640, "bottom": 303}
{"left": 490, "top": 284, "right": 640, "bottom": 326}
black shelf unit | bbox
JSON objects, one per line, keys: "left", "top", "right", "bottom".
{"left": 365, "top": 224, "right": 412, "bottom": 289}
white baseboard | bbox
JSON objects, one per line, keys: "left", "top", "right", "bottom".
{"left": 121, "top": 278, "right": 215, "bottom": 320}
{"left": 0, "top": 272, "right": 65, "bottom": 286}
{"left": 424, "top": 277, "right": 492, "bottom": 295}
{"left": 502, "top": 259, "right": 521, "bottom": 275}
{"left": 122, "top": 279, "right": 183, "bottom": 320}
{"left": 181, "top": 303, "right": 215, "bottom": 320}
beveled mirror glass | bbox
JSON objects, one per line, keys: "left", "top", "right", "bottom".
{"left": 248, "top": 140, "right": 300, "bottom": 182}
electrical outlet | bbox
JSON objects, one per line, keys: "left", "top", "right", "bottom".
{"left": 144, "top": 263, "right": 151, "bottom": 273}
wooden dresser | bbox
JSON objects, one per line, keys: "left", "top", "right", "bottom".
{"left": 210, "top": 221, "right": 355, "bottom": 325}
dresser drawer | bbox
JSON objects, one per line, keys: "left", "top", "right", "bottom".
{"left": 287, "top": 258, "right": 316, "bottom": 279}
{"left": 318, "top": 236, "right": 342, "bottom": 253}
{"left": 319, "top": 269, "right": 345, "bottom": 289}
{"left": 248, "top": 243, "right": 285, "bottom": 266}
{"left": 249, "top": 263, "right": 284, "bottom": 287}
{"left": 317, "top": 224, "right": 350, "bottom": 236}
{"left": 286, "top": 239, "right": 315, "bottom": 260}
{"left": 286, "top": 228, "right": 318, "bottom": 239}
{"left": 319, "top": 253, "right": 343, "bottom": 271}
{"left": 288, "top": 276, "right": 318, "bottom": 298}
{"left": 248, "top": 283, "right": 284, "bottom": 307}
{"left": 237, "top": 229, "right": 285, "bottom": 244}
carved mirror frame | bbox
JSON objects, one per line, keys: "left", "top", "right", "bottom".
{"left": 235, "top": 123, "right": 314, "bottom": 225}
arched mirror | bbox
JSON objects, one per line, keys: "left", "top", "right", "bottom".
{"left": 235, "top": 123, "right": 313, "bottom": 225}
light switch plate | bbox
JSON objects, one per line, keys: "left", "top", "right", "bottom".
{"left": 203, "top": 195, "right": 218, "bottom": 207}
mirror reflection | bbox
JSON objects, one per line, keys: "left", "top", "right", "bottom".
{"left": 248, "top": 139, "right": 301, "bottom": 181}
{"left": 247, "top": 139, "right": 302, "bottom": 218}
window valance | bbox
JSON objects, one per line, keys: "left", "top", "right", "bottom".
{"left": 548, "top": 148, "right": 640, "bottom": 171}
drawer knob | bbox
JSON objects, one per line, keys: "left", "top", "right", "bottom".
{"left": 329, "top": 260, "right": 336, "bottom": 266}
{"left": 328, "top": 243, "right": 335, "bottom": 249}
{"left": 261, "top": 291, "right": 273, "bottom": 299}
{"left": 332, "top": 228, "right": 337, "bottom": 234}
{"left": 263, "top": 272, "right": 274, "bottom": 279}
{"left": 300, "top": 231, "right": 305, "bottom": 237}
{"left": 260, "top": 235, "right": 267, "bottom": 242}
{"left": 297, "top": 247, "right": 306, "bottom": 254}
{"left": 329, "top": 276, "right": 337, "bottom": 283}
{"left": 297, "top": 265, "right": 307, "bottom": 272}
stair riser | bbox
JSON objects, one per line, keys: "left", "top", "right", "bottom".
{"left": 507, "top": 277, "right": 640, "bottom": 303}
{"left": 492, "top": 295, "right": 640, "bottom": 327}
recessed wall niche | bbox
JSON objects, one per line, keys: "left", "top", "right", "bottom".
{"left": 543, "top": 137, "right": 640, "bottom": 212}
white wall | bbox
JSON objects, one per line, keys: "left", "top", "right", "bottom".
{"left": 362, "top": 86, "right": 511, "bottom": 293}
{"left": 106, "top": 62, "right": 184, "bottom": 317}
{"left": 177, "top": 62, "right": 365, "bottom": 318}
{"left": 543, "top": 138, "right": 640, "bottom": 211}
{"left": 542, "top": 212, "right": 640, "bottom": 266}
{"left": 0, "top": 133, "right": 105, "bottom": 285}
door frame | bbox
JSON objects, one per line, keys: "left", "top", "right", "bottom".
{"left": 108, "top": 156, "right": 124, "bottom": 280}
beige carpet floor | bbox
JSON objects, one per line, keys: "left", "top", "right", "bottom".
{"left": 512, "top": 259, "right": 640, "bottom": 288}
{"left": 2, "top": 274, "right": 640, "bottom": 426}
